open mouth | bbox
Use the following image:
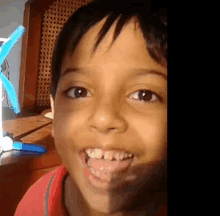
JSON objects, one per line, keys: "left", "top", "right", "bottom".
{"left": 80, "top": 148, "right": 137, "bottom": 189}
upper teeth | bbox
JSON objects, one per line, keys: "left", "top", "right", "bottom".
{"left": 85, "top": 148, "right": 133, "bottom": 160}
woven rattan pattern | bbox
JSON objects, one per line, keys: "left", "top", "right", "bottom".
{"left": 37, "top": 0, "right": 93, "bottom": 107}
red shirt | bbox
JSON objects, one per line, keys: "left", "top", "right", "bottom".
{"left": 15, "top": 166, "right": 69, "bottom": 216}
{"left": 15, "top": 166, "right": 167, "bottom": 216}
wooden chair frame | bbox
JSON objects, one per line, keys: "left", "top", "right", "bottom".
{"left": 19, "top": 0, "right": 55, "bottom": 112}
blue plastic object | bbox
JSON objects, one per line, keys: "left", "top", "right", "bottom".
{"left": 13, "top": 141, "right": 47, "bottom": 153}
{"left": 0, "top": 25, "right": 25, "bottom": 114}
{"left": 0, "top": 72, "right": 20, "bottom": 114}
{"left": 0, "top": 26, "right": 25, "bottom": 66}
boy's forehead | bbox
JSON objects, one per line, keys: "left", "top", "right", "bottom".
{"left": 61, "top": 17, "right": 165, "bottom": 74}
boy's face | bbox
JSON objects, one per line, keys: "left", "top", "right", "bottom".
{"left": 51, "top": 17, "right": 167, "bottom": 214}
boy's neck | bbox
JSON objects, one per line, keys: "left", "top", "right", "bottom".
{"left": 64, "top": 175, "right": 87, "bottom": 216}
{"left": 64, "top": 175, "right": 163, "bottom": 216}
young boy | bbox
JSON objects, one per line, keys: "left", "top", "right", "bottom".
{"left": 15, "top": 0, "right": 167, "bottom": 215}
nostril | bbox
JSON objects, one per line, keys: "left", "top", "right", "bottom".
{"left": 90, "top": 125, "right": 97, "bottom": 132}
{"left": 108, "top": 128, "right": 117, "bottom": 132}
{"left": 109, "top": 127, "right": 115, "bottom": 130}
{"left": 90, "top": 125, "right": 118, "bottom": 133}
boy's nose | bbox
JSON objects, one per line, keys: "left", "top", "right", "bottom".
{"left": 87, "top": 100, "right": 127, "bottom": 134}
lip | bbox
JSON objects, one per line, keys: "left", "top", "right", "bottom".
{"left": 78, "top": 150, "right": 138, "bottom": 190}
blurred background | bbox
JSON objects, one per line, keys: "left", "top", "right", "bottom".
{"left": 1, "top": 0, "right": 28, "bottom": 120}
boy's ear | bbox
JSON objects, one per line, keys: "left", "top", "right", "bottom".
{"left": 50, "top": 94, "right": 55, "bottom": 137}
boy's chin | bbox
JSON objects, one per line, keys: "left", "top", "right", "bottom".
{"left": 87, "top": 174, "right": 167, "bottom": 214}
{"left": 82, "top": 163, "right": 167, "bottom": 215}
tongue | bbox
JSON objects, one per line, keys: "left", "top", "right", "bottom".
{"left": 88, "top": 158, "right": 133, "bottom": 172}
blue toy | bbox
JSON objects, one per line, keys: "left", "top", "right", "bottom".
{"left": 0, "top": 26, "right": 47, "bottom": 155}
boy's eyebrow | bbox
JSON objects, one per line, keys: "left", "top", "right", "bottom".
{"left": 61, "top": 68, "right": 82, "bottom": 77}
{"left": 131, "top": 69, "right": 167, "bottom": 80}
{"left": 61, "top": 68, "right": 167, "bottom": 80}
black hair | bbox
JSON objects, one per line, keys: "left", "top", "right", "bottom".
{"left": 51, "top": 0, "right": 167, "bottom": 99}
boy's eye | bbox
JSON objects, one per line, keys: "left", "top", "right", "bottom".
{"left": 65, "top": 87, "right": 91, "bottom": 98}
{"left": 129, "top": 90, "right": 159, "bottom": 102}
